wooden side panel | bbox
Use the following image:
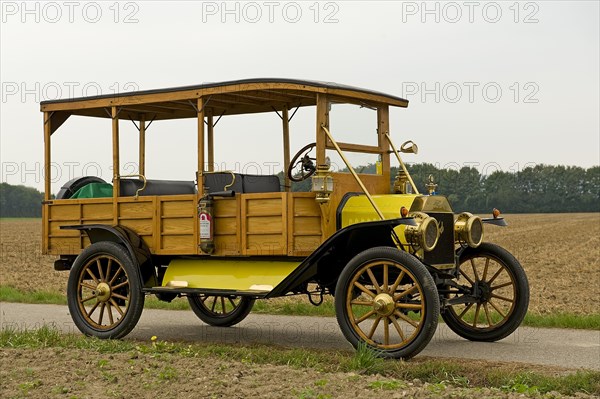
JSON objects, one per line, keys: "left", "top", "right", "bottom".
{"left": 158, "top": 196, "right": 197, "bottom": 254}
{"left": 45, "top": 195, "right": 199, "bottom": 256}
{"left": 213, "top": 196, "right": 241, "bottom": 255}
{"left": 241, "top": 193, "right": 287, "bottom": 255}
{"left": 118, "top": 197, "right": 155, "bottom": 251}
{"left": 288, "top": 193, "right": 322, "bottom": 256}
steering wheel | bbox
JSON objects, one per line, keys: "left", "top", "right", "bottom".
{"left": 288, "top": 143, "right": 317, "bottom": 182}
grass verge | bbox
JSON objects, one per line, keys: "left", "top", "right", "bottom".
{"left": 2, "top": 285, "right": 599, "bottom": 330}
{"left": 1, "top": 326, "right": 598, "bottom": 396}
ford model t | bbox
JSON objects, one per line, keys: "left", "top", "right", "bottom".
{"left": 41, "top": 79, "right": 529, "bottom": 359}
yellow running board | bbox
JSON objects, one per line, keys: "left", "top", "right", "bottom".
{"left": 161, "top": 259, "right": 301, "bottom": 293}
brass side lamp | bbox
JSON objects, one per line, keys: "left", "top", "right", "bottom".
{"left": 312, "top": 164, "right": 334, "bottom": 203}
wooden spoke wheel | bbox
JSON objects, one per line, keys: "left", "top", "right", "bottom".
{"left": 442, "top": 243, "right": 529, "bottom": 342}
{"left": 67, "top": 242, "right": 144, "bottom": 339}
{"left": 188, "top": 294, "right": 254, "bottom": 327}
{"left": 335, "top": 247, "right": 439, "bottom": 359}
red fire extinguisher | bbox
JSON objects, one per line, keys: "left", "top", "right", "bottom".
{"left": 198, "top": 195, "right": 214, "bottom": 254}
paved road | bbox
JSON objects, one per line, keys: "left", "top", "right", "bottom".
{"left": 1, "top": 302, "right": 598, "bottom": 370}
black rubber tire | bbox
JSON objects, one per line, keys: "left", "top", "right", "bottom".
{"left": 67, "top": 241, "right": 145, "bottom": 339}
{"left": 188, "top": 295, "right": 254, "bottom": 327}
{"left": 335, "top": 247, "right": 439, "bottom": 359}
{"left": 441, "top": 243, "right": 529, "bottom": 342}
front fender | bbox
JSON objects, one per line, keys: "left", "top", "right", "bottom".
{"left": 267, "top": 217, "right": 416, "bottom": 298}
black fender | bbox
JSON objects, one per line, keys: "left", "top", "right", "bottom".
{"left": 267, "top": 217, "right": 416, "bottom": 298}
{"left": 482, "top": 217, "right": 508, "bottom": 226}
{"left": 61, "top": 224, "right": 157, "bottom": 287}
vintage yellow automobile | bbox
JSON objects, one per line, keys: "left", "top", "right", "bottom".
{"left": 41, "top": 79, "right": 529, "bottom": 359}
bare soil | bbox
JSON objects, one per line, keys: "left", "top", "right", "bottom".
{"left": 0, "top": 348, "right": 594, "bottom": 399}
{"left": 1, "top": 213, "right": 599, "bottom": 315}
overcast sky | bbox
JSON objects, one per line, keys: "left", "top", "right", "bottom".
{"left": 1, "top": 1, "right": 598, "bottom": 193}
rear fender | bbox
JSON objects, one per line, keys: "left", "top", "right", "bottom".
{"left": 61, "top": 224, "right": 157, "bottom": 287}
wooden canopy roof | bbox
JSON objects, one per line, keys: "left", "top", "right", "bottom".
{"left": 40, "top": 78, "right": 409, "bottom": 122}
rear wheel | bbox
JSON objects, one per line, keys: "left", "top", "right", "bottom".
{"left": 187, "top": 294, "right": 254, "bottom": 327}
{"left": 67, "top": 241, "right": 144, "bottom": 339}
{"left": 335, "top": 247, "right": 439, "bottom": 359}
{"left": 441, "top": 243, "right": 529, "bottom": 342}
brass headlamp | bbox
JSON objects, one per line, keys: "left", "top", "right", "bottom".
{"left": 405, "top": 211, "right": 440, "bottom": 252}
{"left": 454, "top": 212, "right": 484, "bottom": 248}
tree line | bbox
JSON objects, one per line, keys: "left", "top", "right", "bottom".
{"left": 0, "top": 164, "right": 598, "bottom": 217}
{"left": 0, "top": 183, "right": 45, "bottom": 218}
{"left": 286, "top": 164, "right": 600, "bottom": 214}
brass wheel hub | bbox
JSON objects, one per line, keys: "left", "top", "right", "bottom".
{"left": 94, "top": 282, "right": 111, "bottom": 302}
{"left": 373, "top": 293, "right": 395, "bottom": 316}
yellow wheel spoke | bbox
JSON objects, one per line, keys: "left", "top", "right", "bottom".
{"left": 109, "top": 267, "right": 123, "bottom": 285}
{"left": 350, "top": 299, "right": 373, "bottom": 306}
{"left": 383, "top": 264, "right": 389, "bottom": 293}
{"left": 106, "top": 302, "right": 114, "bottom": 325}
{"left": 366, "top": 269, "right": 381, "bottom": 294}
{"left": 80, "top": 294, "right": 97, "bottom": 304}
{"left": 491, "top": 294, "right": 514, "bottom": 303}
{"left": 394, "top": 311, "right": 419, "bottom": 328}
{"left": 86, "top": 268, "right": 99, "bottom": 284}
{"left": 367, "top": 316, "right": 382, "bottom": 339}
{"left": 228, "top": 297, "right": 237, "bottom": 308}
{"left": 471, "top": 259, "right": 480, "bottom": 282}
{"left": 383, "top": 317, "right": 390, "bottom": 345}
{"left": 97, "top": 259, "right": 105, "bottom": 282}
{"left": 488, "top": 299, "right": 507, "bottom": 319}
{"left": 482, "top": 258, "right": 490, "bottom": 281}
{"left": 111, "top": 280, "right": 129, "bottom": 290}
{"left": 98, "top": 303, "right": 106, "bottom": 325}
{"left": 109, "top": 298, "right": 124, "bottom": 316}
{"left": 487, "top": 268, "right": 504, "bottom": 285}
{"left": 491, "top": 281, "right": 513, "bottom": 291}
{"left": 355, "top": 310, "right": 376, "bottom": 324}
{"left": 106, "top": 259, "right": 112, "bottom": 284}
{"left": 457, "top": 302, "right": 474, "bottom": 319}
{"left": 80, "top": 282, "right": 97, "bottom": 291}
{"left": 389, "top": 271, "right": 405, "bottom": 294}
{"left": 394, "top": 285, "right": 417, "bottom": 301}
{"left": 484, "top": 303, "right": 493, "bottom": 327}
{"left": 395, "top": 302, "right": 422, "bottom": 310}
{"left": 87, "top": 301, "right": 100, "bottom": 318}
{"left": 459, "top": 269, "right": 475, "bottom": 285}
{"left": 389, "top": 314, "right": 406, "bottom": 342}
{"left": 473, "top": 303, "right": 481, "bottom": 327}
{"left": 112, "top": 293, "right": 128, "bottom": 301}
{"left": 354, "top": 281, "right": 376, "bottom": 298}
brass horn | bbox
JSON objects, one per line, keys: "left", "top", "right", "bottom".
{"left": 400, "top": 140, "right": 419, "bottom": 154}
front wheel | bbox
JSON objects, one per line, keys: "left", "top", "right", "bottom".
{"left": 188, "top": 294, "right": 254, "bottom": 327}
{"left": 335, "top": 247, "right": 440, "bottom": 359}
{"left": 441, "top": 243, "right": 529, "bottom": 342}
{"left": 67, "top": 241, "right": 145, "bottom": 339}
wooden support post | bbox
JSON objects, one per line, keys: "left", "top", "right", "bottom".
{"left": 112, "top": 106, "right": 120, "bottom": 198}
{"left": 43, "top": 112, "right": 51, "bottom": 201}
{"left": 282, "top": 107, "right": 291, "bottom": 192}
{"left": 377, "top": 106, "right": 390, "bottom": 178}
{"left": 197, "top": 98, "right": 205, "bottom": 196}
{"left": 207, "top": 110, "right": 214, "bottom": 172}
{"left": 315, "top": 94, "right": 328, "bottom": 166}
{"left": 139, "top": 114, "right": 146, "bottom": 176}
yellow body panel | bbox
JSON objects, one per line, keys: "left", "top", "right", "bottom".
{"left": 162, "top": 259, "right": 300, "bottom": 292}
{"left": 340, "top": 194, "right": 419, "bottom": 228}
